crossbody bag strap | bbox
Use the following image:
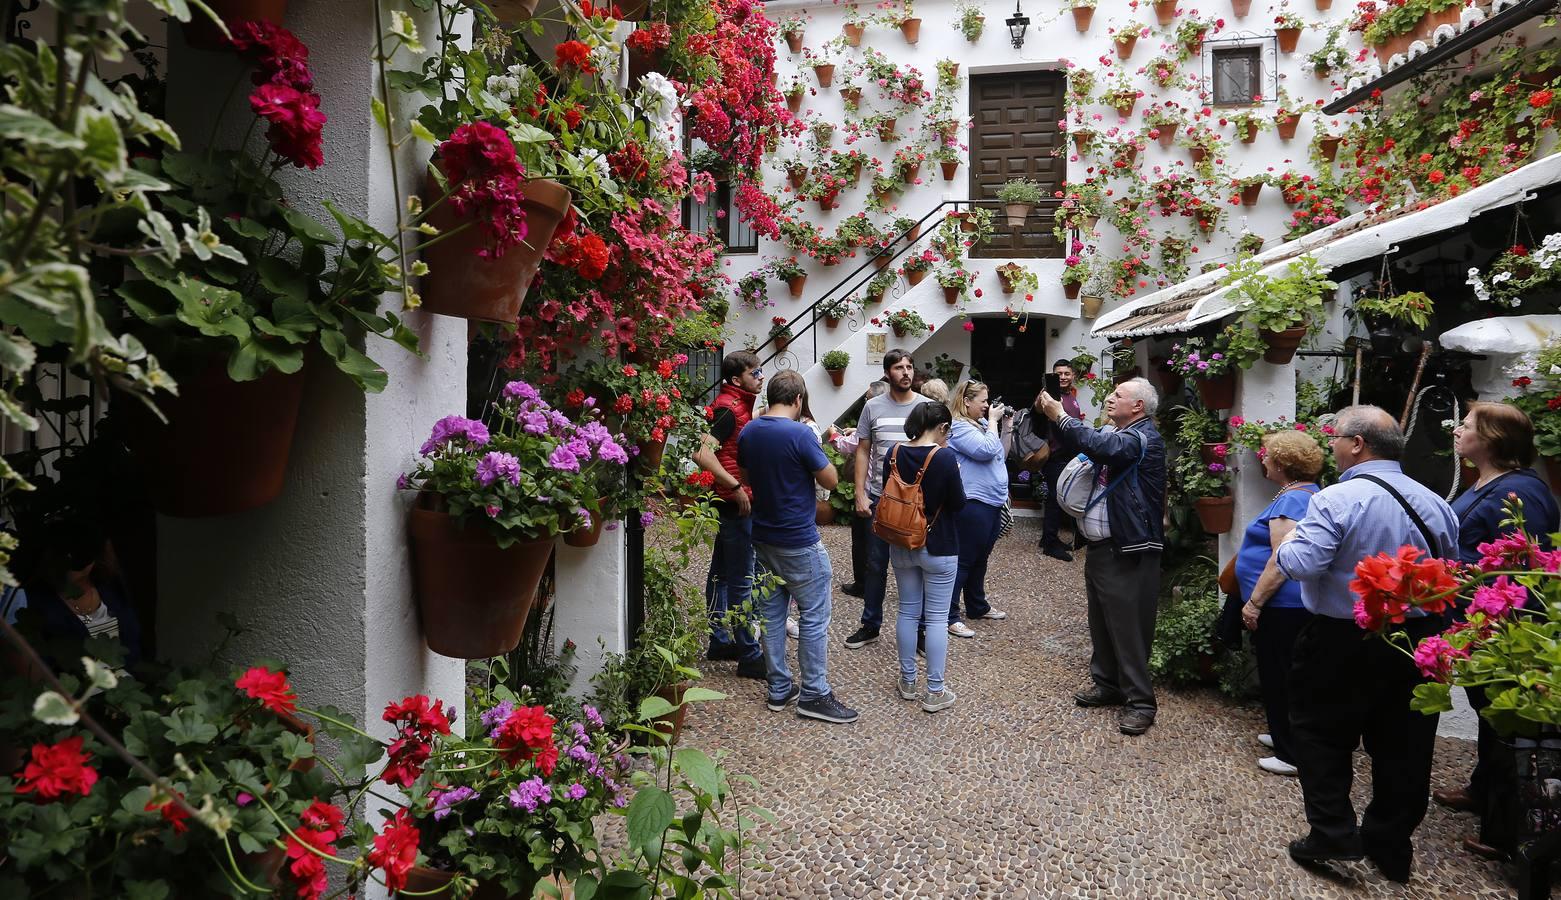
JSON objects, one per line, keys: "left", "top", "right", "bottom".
{"left": 1082, "top": 431, "right": 1147, "bottom": 515}
{"left": 1355, "top": 474, "right": 1443, "bottom": 557}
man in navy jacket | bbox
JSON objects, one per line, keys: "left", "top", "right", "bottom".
{"left": 1038, "top": 377, "right": 1166, "bottom": 735}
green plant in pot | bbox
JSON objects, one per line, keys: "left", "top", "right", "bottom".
{"left": 995, "top": 262, "right": 1039, "bottom": 296}
{"left": 877, "top": 308, "right": 930, "bottom": 338}
{"left": 1175, "top": 450, "right": 1234, "bottom": 534}
{"left": 822, "top": 349, "right": 852, "bottom": 386}
{"left": 1221, "top": 255, "right": 1336, "bottom": 365}
{"left": 819, "top": 295, "right": 855, "bottom": 328}
{"left": 996, "top": 178, "right": 1044, "bottom": 227}
{"left": 1149, "top": 586, "right": 1223, "bottom": 684}
{"left": 1354, "top": 290, "right": 1434, "bottom": 332}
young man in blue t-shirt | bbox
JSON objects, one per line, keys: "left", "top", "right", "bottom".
{"left": 737, "top": 371, "right": 858, "bottom": 724}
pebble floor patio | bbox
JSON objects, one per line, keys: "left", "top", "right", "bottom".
{"left": 681, "top": 520, "right": 1513, "bottom": 898}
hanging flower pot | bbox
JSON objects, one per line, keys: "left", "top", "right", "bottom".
{"left": 564, "top": 498, "right": 611, "bottom": 548}
{"left": 940, "top": 160, "right": 959, "bottom": 181}
{"left": 1197, "top": 218, "right": 1217, "bottom": 237}
{"left": 1318, "top": 136, "right": 1342, "bottom": 161}
{"left": 872, "top": 251, "right": 893, "bottom": 271}
{"left": 1072, "top": 6, "right": 1095, "bottom": 31}
{"left": 843, "top": 22, "right": 865, "bottom": 46}
{"left": 183, "top": 0, "right": 289, "bottom": 50}
{"left": 1315, "top": 0, "right": 1332, "bottom": 8}
{"left": 1156, "top": 125, "right": 1178, "bottom": 149}
{"left": 126, "top": 361, "right": 306, "bottom": 518}
{"left": 1004, "top": 204, "right": 1032, "bottom": 228}
{"left": 1190, "top": 146, "right": 1208, "bottom": 164}
{"left": 1115, "top": 33, "right": 1138, "bottom": 60}
{"left": 1277, "top": 26, "right": 1302, "bottom": 53}
{"left": 957, "top": 213, "right": 977, "bottom": 233}
{"left": 906, "top": 267, "right": 928, "bottom": 286}
{"left": 900, "top": 17, "right": 922, "bottom": 43}
{"left": 786, "top": 92, "right": 803, "bottom": 114}
{"left": 1080, "top": 294, "right": 1105, "bottom": 318}
{"left": 1153, "top": 0, "right": 1176, "bottom": 24}
{"left": 812, "top": 64, "right": 835, "bottom": 87}
{"left": 1196, "top": 371, "right": 1236, "bottom": 409}
{"left": 1113, "top": 97, "right": 1138, "bottom": 117}
{"left": 1156, "top": 367, "right": 1185, "bottom": 396}
{"left": 1194, "top": 495, "right": 1235, "bottom": 534}
{"left": 816, "top": 190, "right": 839, "bottom": 212}
{"left": 1544, "top": 457, "right": 1561, "bottom": 495}
{"left": 1261, "top": 325, "right": 1308, "bottom": 364}
{"left": 787, "top": 274, "right": 808, "bottom": 297}
{"left": 784, "top": 30, "right": 804, "bottom": 52}
{"left": 998, "top": 268, "right": 1019, "bottom": 294}
{"left": 774, "top": 335, "right": 790, "bottom": 353}
{"left": 905, "top": 223, "right": 923, "bottom": 241}
{"left": 1231, "top": 0, "right": 1251, "bottom": 16}
{"left": 1240, "top": 182, "right": 1263, "bottom": 206}
{"left": 1064, "top": 281, "right": 1082, "bottom": 300}
{"left": 408, "top": 499, "right": 553, "bottom": 659}
{"left": 637, "top": 437, "right": 667, "bottom": 474}
{"left": 1200, "top": 442, "right": 1229, "bottom": 466}
{"left": 1276, "top": 113, "right": 1300, "bottom": 140}
{"left": 421, "top": 175, "right": 572, "bottom": 324}
{"left": 891, "top": 324, "right": 909, "bottom": 338}
{"left": 1185, "top": 29, "right": 1208, "bottom": 55}
{"left": 877, "top": 118, "right": 899, "bottom": 140}
{"left": 825, "top": 313, "right": 843, "bottom": 328}
{"left": 787, "top": 167, "right": 806, "bottom": 190}
{"left": 1240, "top": 121, "right": 1259, "bottom": 143}
{"left": 1072, "top": 130, "right": 1094, "bottom": 152}
{"left": 900, "top": 163, "right": 921, "bottom": 184}
{"left": 840, "top": 87, "right": 862, "bottom": 106}
{"left": 828, "top": 368, "right": 847, "bottom": 387}
{"left": 943, "top": 286, "right": 961, "bottom": 304}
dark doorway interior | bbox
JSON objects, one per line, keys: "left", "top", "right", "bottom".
{"left": 969, "top": 317, "right": 1049, "bottom": 500}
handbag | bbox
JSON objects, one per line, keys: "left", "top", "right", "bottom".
{"left": 997, "top": 501, "right": 1014, "bottom": 539}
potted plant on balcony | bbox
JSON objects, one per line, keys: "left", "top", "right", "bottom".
{"left": 900, "top": 249, "right": 937, "bottom": 286}
{"left": 1222, "top": 255, "right": 1336, "bottom": 364}
{"left": 822, "top": 350, "right": 852, "bottom": 386}
{"left": 957, "top": 0, "right": 986, "bottom": 41}
{"left": 877, "top": 308, "right": 930, "bottom": 339}
{"left": 936, "top": 265, "right": 976, "bottom": 304}
{"left": 769, "top": 316, "right": 796, "bottom": 353}
{"left": 866, "top": 270, "right": 896, "bottom": 303}
{"left": 774, "top": 256, "right": 808, "bottom": 297}
{"left": 997, "top": 178, "right": 1044, "bottom": 227}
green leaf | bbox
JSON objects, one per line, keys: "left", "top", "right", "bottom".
{"left": 637, "top": 695, "right": 677, "bottom": 722}
{"left": 162, "top": 708, "right": 219, "bottom": 745}
{"left": 277, "top": 730, "right": 315, "bottom": 765}
{"left": 82, "top": 656, "right": 119, "bottom": 692}
{"left": 319, "top": 331, "right": 389, "bottom": 393}
{"left": 625, "top": 786, "right": 675, "bottom": 857}
{"left": 677, "top": 687, "right": 726, "bottom": 704}
{"left": 124, "top": 880, "right": 173, "bottom": 900}
{"left": 410, "top": 120, "right": 438, "bottom": 144}
{"left": 323, "top": 199, "right": 391, "bottom": 244}
{"left": 79, "top": 107, "right": 127, "bottom": 178}
{"left": 371, "top": 97, "right": 389, "bottom": 129}
{"left": 256, "top": 258, "right": 310, "bottom": 304}
{"left": 1410, "top": 682, "right": 1453, "bottom": 715}
{"left": 0, "top": 331, "right": 37, "bottom": 372}
{"left": 32, "top": 690, "right": 79, "bottom": 725}
{"left": 0, "top": 104, "right": 85, "bottom": 150}
{"left": 138, "top": 210, "right": 182, "bottom": 263}
{"left": 280, "top": 207, "right": 337, "bottom": 244}
{"left": 673, "top": 748, "right": 720, "bottom": 798}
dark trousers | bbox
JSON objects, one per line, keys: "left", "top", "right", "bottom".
{"left": 1253, "top": 605, "right": 1312, "bottom": 765}
{"left": 1041, "top": 454, "right": 1074, "bottom": 548}
{"left": 1083, "top": 542, "right": 1160, "bottom": 711}
{"left": 705, "top": 503, "right": 761, "bottom": 662}
{"left": 849, "top": 510, "right": 870, "bottom": 587}
{"left": 1288, "top": 615, "right": 1441, "bottom": 863}
{"left": 1466, "top": 685, "right": 1520, "bottom": 851}
{"left": 860, "top": 498, "right": 891, "bottom": 629}
{"left": 949, "top": 500, "right": 1002, "bottom": 622}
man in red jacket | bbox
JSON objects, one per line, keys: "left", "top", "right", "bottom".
{"left": 692, "top": 351, "right": 766, "bottom": 677}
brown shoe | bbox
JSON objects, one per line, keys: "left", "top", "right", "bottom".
{"left": 1432, "top": 787, "right": 1478, "bottom": 813}
{"left": 1463, "top": 838, "right": 1507, "bottom": 861}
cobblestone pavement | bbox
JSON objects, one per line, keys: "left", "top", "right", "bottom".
{"left": 682, "top": 521, "right": 1513, "bottom": 898}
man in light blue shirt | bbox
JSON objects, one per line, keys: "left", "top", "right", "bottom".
{"left": 1272, "top": 406, "right": 1457, "bottom": 885}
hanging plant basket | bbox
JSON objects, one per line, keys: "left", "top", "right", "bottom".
{"left": 1240, "top": 183, "right": 1263, "bottom": 206}
{"left": 1004, "top": 203, "right": 1032, "bottom": 228}
{"left": 183, "top": 0, "right": 288, "bottom": 50}
{"left": 877, "top": 119, "right": 899, "bottom": 140}
{"left": 1153, "top": 0, "right": 1176, "bottom": 24}
{"left": 943, "top": 286, "right": 961, "bottom": 304}
{"left": 827, "top": 368, "right": 847, "bottom": 387}
{"left": 126, "top": 361, "right": 306, "bottom": 518}
{"left": 1240, "top": 121, "right": 1259, "bottom": 143}
{"left": 1194, "top": 495, "right": 1235, "bottom": 534}
{"left": 1196, "top": 371, "right": 1236, "bottom": 409}
{"left": 843, "top": 23, "right": 864, "bottom": 46}
{"left": 1080, "top": 295, "right": 1105, "bottom": 318}
{"left": 564, "top": 497, "right": 611, "bottom": 548}
{"left": 1190, "top": 146, "right": 1208, "bottom": 164}
{"left": 1112, "top": 97, "right": 1138, "bottom": 117}
{"left": 1115, "top": 34, "right": 1138, "bottom": 60}
{"left": 940, "top": 160, "right": 959, "bottom": 181}
{"left": 1276, "top": 114, "right": 1300, "bottom": 140}
{"left": 816, "top": 191, "right": 839, "bottom": 212}
{"left": 1063, "top": 281, "right": 1082, "bottom": 300}
{"left": 1156, "top": 125, "right": 1178, "bottom": 149}
{"left": 408, "top": 499, "right": 552, "bottom": 659}
{"left": 784, "top": 30, "right": 803, "bottom": 52}
{"left": 900, "top": 163, "right": 921, "bottom": 184}
{"left": 812, "top": 64, "right": 835, "bottom": 87}
{"left": 900, "top": 17, "right": 922, "bottom": 43}
{"left": 1072, "top": 6, "right": 1094, "bottom": 31}
{"left": 421, "top": 175, "right": 572, "bottom": 323}
{"left": 1261, "top": 325, "right": 1308, "bottom": 364}
{"left": 787, "top": 274, "right": 808, "bottom": 297}
{"left": 1277, "top": 27, "right": 1302, "bottom": 53}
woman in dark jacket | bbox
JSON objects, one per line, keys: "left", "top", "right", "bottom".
{"left": 884, "top": 402, "right": 965, "bottom": 714}
{"left": 1434, "top": 401, "right": 1559, "bottom": 858}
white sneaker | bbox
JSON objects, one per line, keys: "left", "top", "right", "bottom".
{"left": 948, "top": 622, "right": 977, "bottom": 638}
{"left": 921, "top": 687, "right": 958, "bottom": 713}
{"left": 786, "top": 616, "right": 799, "bottom": 639}
{"left": 975, "top": 609, "right": 1008, "bottom": 620}
{"left": 1258, "top": 733, "right": 1275, "bottom": 749}
{"left": 898, "top": 678, "right": 919, "bottom": 701}
{"left": 1258, "top": 756, "right": 1299, "bottom": 777}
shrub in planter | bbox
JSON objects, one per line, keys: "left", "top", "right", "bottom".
{"left": 1354, "top": 290, "right": 1434, "bottom": 333}
{"left": 819, "top": 296, "right": 854, "bottom": 328}
{"left": 1221, "top": 255, "right": 1336, "bottom": 364}
{"left": 957, "top": 0, "right": 985, "bottom": 40}
{"left": 1149, "top": 587, "right": 1223, "bottom": 683}
{"left": 823, "top": 350, "right": 851, "bottom": 385}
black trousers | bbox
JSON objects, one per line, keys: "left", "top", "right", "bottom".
{"left": 1083, "top": 543, "right": 1160, "bottom": 711}
{"left": 1040, "top": 453, "right": 1074, "bottom": 548}
{"left": 1288, "top": 615, "right": 1442, "bottom": 863}
{"left": 849, "top": 511, "right": 869, "bottom": 587}
{"left": 1465, "top": 685, "right": 1521, "bottom": 851}
{"left": 1254, "top": 605, "right": 1312, "bottom": 765}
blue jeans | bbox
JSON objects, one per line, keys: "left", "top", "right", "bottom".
{"left": 890, "top": 546, "right": 957, "bottom": 693}
{"left": 705, "top": 504, "right": 761, "bottom": 662}
{"left": 860, "top": 496, "right": 891, "bottom": 629}
{"left": 950, "top": 500, "right": 1002, "bottom": 623}
{"left": 753, "top": 541, "right": 834, "bottom": 702}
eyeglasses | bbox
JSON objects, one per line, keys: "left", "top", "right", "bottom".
{"left": 750, "top": 368, "right": 762, "bottom": 378}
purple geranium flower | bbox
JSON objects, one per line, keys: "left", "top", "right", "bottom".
{"left": 548, "top": 445, "right": 581, "bottom": 473}
{"left": 481, "top": 700, "right": 516, "bottom": 734}
{"left": 508, "top": 777, "right": 552, "bottom": 813}
{"left": 578, "top": 422, "right": 612, "bottom": 447}
{"left": 476, "top": 451, "right": 522, "bottom": 487}
{"left": 640, "top": 511, "right": 656, "bottom": 528}
{"left": 598, "top": 440, "right": 629, "bottom": 465}
{"left": 396, "top": 473, "right": 411, "bottom": 490}
{"left": 501, "top": 380, "right": 542, "bottom": 404}
{"left": 521, "top": 411, "right": 550, "bottom": 435}
{"left": 565, "top": 783, "right": 588, "bottom": 801}
{"left": 420, "top": 415, "right": 491, "bottom": 455}
{"left": 583, "top": 705, "right": 604, "bottom": 729}
{"left": 431, "top": 786, "right": 477, "bottom": 821}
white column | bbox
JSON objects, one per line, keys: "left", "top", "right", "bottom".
{"left": 554, "top": 532, "right": 630, "bottom": 696}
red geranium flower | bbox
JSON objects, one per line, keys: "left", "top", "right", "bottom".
{"left": 1350, "top": 546, "right": 1460, "bottom": 631}
{"left": 229, "top": 21, "right": 314, "bottom": 91}
{"left": 554, "top": 40, "right": 596, "bottom": 74}
{"left": 383, "top": 694, "right": 454, "bottom": 739}
{"left": 145, "top": 791, "right": 191, "bottom": 834}
{"left": 368, "top": 809, "right": 420, "bottom": 893}
{"left": 14, "top": 736, "right": 98, "bottom": 801}
{"left": 492, "top": 704, "right": 557, "bottom": 769}
{"left": 249, "top": 83, "right": 327, "bottom": 170}
{"left": 236, "top": 665, "right": 299, "bottom": 715}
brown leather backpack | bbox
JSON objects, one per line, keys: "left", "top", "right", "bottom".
{"left": 873, "top": 445, "right": 940, "bottom": 550}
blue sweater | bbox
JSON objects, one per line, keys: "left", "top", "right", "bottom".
{"left": 881, "top": 444, "right": 966, "bottom": 556}
{"left": 947, "top": 419, "right": 1009, "bottom": 508}
{"left": 1450, "top": 468, "right": 1558, "bottom": 564}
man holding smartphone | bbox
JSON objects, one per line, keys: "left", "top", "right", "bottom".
{"left": 1038, "top": 360, "right": 1083, "bottom": 561}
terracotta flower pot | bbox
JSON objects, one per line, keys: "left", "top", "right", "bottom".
{"left": 943, "top": 286, "right": 961, "bottom": 304}
{"left": 847, "top": 161, "right": 863, "bottom": 185}
{"left": 840, "top": 87, "right": 862, "bottom": 105}
{"left": 1195, "top": 495, "right": 1235, "bottom": 534}
{"left": 1080, "top": 295, "right": 1105, "bottom": 318}
{"left": 825, "top": 314, "right": 843, "bottom": 329}
{"left": 816, "top": 498, "right": 836, "bottom": 525}
{"left": 1004, "top": 204, "right": 1031, "bottom": 228}
{"left": 1154, "top": 0, "right": 1176, "bottom": 24}
{"left": 900, "top": 163, "right": 921, "bottom": 184}
{"left": 906, "top": 268, "right": 928, "bottom": 286}
{"left": 998, "top": 270, "right": 1018, "bottom": 294}
{"left": 1072, "top": 131, "right": 1093, "bottom": 151}
{"left": 784, "top": 30, "right": 803, "bottom": 52}
{"left": 652, "top": 681, "right": 690, "bottom": 744}
{"left": 1190, "top": 146, "right": 1208, "bottom": 164}
{"left": 787, "top": 274, "right": 807, "bottom": 297}
{"left": 1120, "top": 147, "right": 1138, "bottom": 165}
{"left": 1231, "top": 0, "right": 1251, "bottom": 16}
{"left": 874, "top": 190, "right": 894, "bottom": 207}
{"left": 1199, "top": 442, "right": 1229, "bottom": 466}
{"left": 877, "top": 119, "right": 898, "bottom": 140}
{"left": 127, "top": 361, "right": 306, "bottom": 518}
{"left": 1315, "top": 0, "right": 1332, "bottom": 8}
{"left": 957, "top": 214, "right": 977, "bottom": 233}
{"left": 773, "top": 335, "right": 790, "bottom": 353}
{"left": 1156, "top": 125, "right": 1178, "bottom": 149}
{"left": 481, "top": 0, "right": 543, "bottom": 25}
{"left": 564, "top": 498, "right": 610, "bottom": 548}
{"left": 900, "top": 17, "right": 922, "bottom": 43}
{"left": 787, "top": 167, "right": 806, "bottom": 190}
{"left": 816, "top": 192, "right": 838, "bottom": 212}
{"left": 1113, "top": 97, "right": 1138, "bottom": 117}
{"left": 1157, "top": 368, "right": 1184, "bottom": 396}
{"left": 1240, "top": 121, "right": 1258, "bottom": 143}
{"left": 421, "top": 175, "right": 572, "bottom": 324}
{"left": 967, "top": 15, "right": 984, "bottom": 40}
{"left": 786, "top": 93, "right": 803, "bottom": 114}
{"left": 843, "top": 22, "right": 865, "bottom": 45}
{"left": 1072, "top": 6, "right": 1094, "bottom": 32}
{"left": 1185, "top": 30, "right": 1207, "bottom": 55}
{"left": 1196, "top": 372, "right": 1236, "bottom": 409}
{"left": 1261, "top": 324, "right": 1308, "bottom": 364}
{"left": 637, "top": 437, "right": 667, "bottom": 472}
{"left": 1318, "top": 136, "right": 1341, "bottom": 161}
{"left": 1277, "top": 26, "right": 1302, "bottom": 53}
{"left": 1064, "top": 281, "right": 1082, "bottom": 299}
{"left": 812, "top": 64, "right": 834, "bottom": 87}
{"left": 1544, "top": 457, "right": 1561, "bottom": 495}
{"left": 941, "top": 160, "right": 959, "bottom": 181}
{"left": 626, "top": 44, "right": 664, "bottom": 82}
{"left": 408, "top": 501, "right": 552, "bottom": 659}
{"left": 1116, "top": 33, "right": 1138, "bottom": 60}
{"left": 827, "top": 368, "right": 846, "bottom": 387}
{"left": 1276, "top": 114, "right": 1300, "bottom": 140}
{"left": 183, "top": 0, "right": 288, "bottom": 50}
{"left": 1240, "top": 183, "right": 1263, "bottom": 206}
{"left": 891, "top": 324, "right": 908, "bottom": 338}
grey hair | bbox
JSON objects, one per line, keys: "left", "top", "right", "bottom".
{"left": 1119, "top": 377, "right": 1159, "bottom": 417}
{"left": 1334, "top": 405, "right": 1405, "bottom": 459}
{"left": 865, "top": 380, "right": 889, "bottom": 400}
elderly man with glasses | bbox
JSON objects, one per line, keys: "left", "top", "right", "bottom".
{"left": 1270, "top": 406, "right": 1458, "bottom": 885}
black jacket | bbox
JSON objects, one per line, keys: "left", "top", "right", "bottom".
{"left": 1054, "top": 414, "right": 1166, "bottom": 553}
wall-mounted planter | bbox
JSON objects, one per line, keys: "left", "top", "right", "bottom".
{"left": 1318, "top": 136, "right": 1342, "bottom": 161}
{"left": 1240, "top": 182, "right": 1263, "bottom": 205}
{"left": 967, "top": 15, "right": 984, "bottom": 40}
{"left": 1112, "top": 97, "right": 1138, "bottom": 117}
{"left": 825, "top": 314, "right": 843, "bottom": 328}
{"left": 812, "top": 64, "right": 835, "bottom": 87}
{"left": 183, "top": 0, "right": 288, "bottom": 50}
{"left": 827, "top": 368, "right": 847, "bottom": 387}
{"left": 1195, "top": 495, "right": 1235, "bottom": 534}
{"left": 785, "top": 93, "right": 803, "bottom": 114}
{"left": 1190, "top": 146, "right": 1209, "bottom": 164}
{"left": 906, "top": 268, "right": 929, "bottom": 286}
{"left": 1080, "top": 295, "right": 1104, "bottom": 318}
{"left": 840, "top": 87, "right": 862, "bottom": 105}
{"left": 1115, "top": 34, "right": 1138, "bottom": 59}
{"left": 1231, "top": 0, "right": 1251, "bottom": 16}
{"left": 1003, "top": 204, "right": 1031, "bottom": 228}
{"left": 1072, "top": 131, "right": 1094, "bottom": 152}
{"left": 900, "top": 163, "right": 921, "bottom": 184}
{"left": 843, "top": 23, "right": 864, "bottom": 46}
{"left": 1315, "top": 0, "right": 1332, "bottom": 8}
{"left": 943, "top": 286, "right": 961, "bottom": 304}
{"left": 1196, "top": 372, "right": 1236, "bottom": 409}
{"left": 1276, "top": 113, "right": 1300, "bottom": 140}
{"left": 1260, "top": 325, "right": 1308, "bottom": 364}
{"left": 787, "top": 274, "right": 808, "bottom": 297}
{"left": 1064, "top": 281, "right": 1082, "bottom": 300}
{"left": 564, "top": 498, "right": 610, "bottom": 548}
{"left": 900, "top": 17, "right": 922, "bottom": 43}
{"left": 773, "top": 335, "right": 790, "bottom": 353}
{"left": 1239, "top": 121, "right": 1259, "bottom": 143}
{"left": 787, "top": 167, "right": 806, "bottom": 190}
{"left": 941, "top": 161, "right": 959, "bottom": 181}
{"left": 816, "top": 191, "right": 839, "bottom": 212}
{"left": 877, "top": 119, "right": 899, "bottom": 140}
{"left": 1072, "top": 6, "right": 1094, "bottom": 32}
{"left": 1155, "top": 125, "right": 1178, "bottom": 149}
{"left": 1153, "top": 0, "right": 1176, "bottom": 24}
{"left": 1277, "top": 27, "right": 1302, "bottom": 53}
{"left": 784, "top": 30, "right": 803, "bottom": 52}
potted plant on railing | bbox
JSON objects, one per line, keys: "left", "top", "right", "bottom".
{"left": 823, "top": 350, "right": 852, "bottom": 386}
{"left": 1062, "top": 254, "right": 1091, "bottom": 300}
{"left": 892, "top": 215, "right": 924, "bottom": 242}
{"left": 769, "top": 316, "right": 796, "bottom": 352}
{"left": 995, "top": 262, "right": 1040, "bottom": 297}
{"left": 936, "top": 265, "right": 976, "bottom": 304}
{"left": 1071, "top": 0, "right": 1098, "bottom": 31}
{"left": 774, "top": 256, "right": 808, "bottom": 297}
{"left": 997, "top": 178, "right": 1044, "bottom": 227}
{"left": 877, "top": 308, "right": 931, "bottom": 339}
{"left": 1222, "top": 255, "right": 1336, "bottom": 364}
{"left": 820, "top": 296, "right": 854, "bottom": 328}
{"left": 865, "top": 269, "right": 896, "bottom": 303}
{"left": 900, "top": 249, "right": 937, "bottom": 286}
{"left": 957, "top": 0, "right": 986, "bottom": 41}
{"left": 1175, "top": 451, "right": 1235, "bottom": 533}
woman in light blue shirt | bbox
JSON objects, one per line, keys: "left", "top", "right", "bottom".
{"left": 943, "top": 380, "right": 1011, "bottom": 636}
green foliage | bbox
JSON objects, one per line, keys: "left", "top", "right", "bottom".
{"left": 823, "top": 445, "right": 857, "bottom": 518}
{"left": 1222, "top": 255, "right": 1336, "bottom": 335}
{"left": 956, "top": 2, "right": 985, "bottom": 40}
{"left": 1355, "top": 291, "right": 1434, "bottom": 331}
{"left": 1150, "top": 588, "right": 1221, "bottom": 685}
{"left": 821, "top": 350, "right": 851, "bottom": 370}
{"left": 996, "top": 178, "right": 1045, "bottom": 205}
{"left": 1173, "top": 406, "right": 1226, "bottom": 451}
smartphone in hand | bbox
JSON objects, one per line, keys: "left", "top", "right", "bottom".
{"left": 1044, "top": 372, "right": 1063, "bottom": 399}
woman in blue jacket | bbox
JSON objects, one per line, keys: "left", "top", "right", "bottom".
{"left": 943, "top": 380, "right": 1010, "bottom": 638}
{"left": 1435, "top": 401, "right": 1560, "bottom": 859}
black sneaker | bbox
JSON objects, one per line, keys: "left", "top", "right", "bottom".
{"left": 1118, "top": 709, "right": 1155, "bottom": 735}
{"left": 840, "top": 582, "right": 865, "bottom": 598}
{"left": 766, "top": 685, "right": 801, "bottom": 711}
{"left": 844, "top": 626, "right": 879, "bottom": 649}
{"left": 1288, "top": 834, "right": 1364, "bottom": 866}
{"left": 1042, "top": 545, "right": 1074, "bottom": 562}
{"left": 797, "top": 692, "right": 859, "bottom": 724}
{"left": 735, "top": 658, "right": 767, "bottom": 680}
{"left": 1073, "top": 685, "right": 1126, "bottom": 707}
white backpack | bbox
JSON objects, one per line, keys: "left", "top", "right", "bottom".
{"left": 1055, "top": 428, "right": 1145, "bottom": 527}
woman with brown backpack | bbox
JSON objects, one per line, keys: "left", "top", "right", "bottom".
{"left": 876, "top": 401, "right": 966, "bottom": 713}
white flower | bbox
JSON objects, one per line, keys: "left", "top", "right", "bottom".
{"left": 583, "top": 151, "right": 612, "bottom": 184}
{"left": 637, "top": 72, "right": 681, "bottom": 125}
{"left": 486, "top": 74, "right": 520, "bottom": 102}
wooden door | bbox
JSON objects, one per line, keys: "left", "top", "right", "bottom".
{"left": 969, "top": 71, "right": 1065, "bottom": 258}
